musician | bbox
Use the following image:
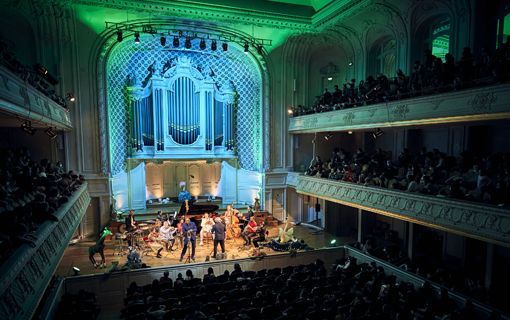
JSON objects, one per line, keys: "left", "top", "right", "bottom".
{"left": 156, "top": 210, "right": 167, "bottom": 222}
{"left": 147, "top": 228, "right": 164, "bottom": 258}
{"left": 199, "top": 213, "right": 214, "bottom": 246}
{"left": 159, "top": 220, "right": 176, "bottom": 251}
{"left": 211, "top": 217, "right": 226, "bottom": 259}
{"left": 125, "top": 209, "right": 136, "bottom": 232}
{"left": 252, "top": 221, "right": 267, "bottom": 248}
{"left": 176, "top": 218, "right": 184, "bottom": 249}
{"left": 241, "top": 216, "right": 258, "bottom": 246}
{"left": 224, "top": 205, "right": 234, "bottom": 225}
{"left": 180, "top": 218, "right": 197, "bottom": 262}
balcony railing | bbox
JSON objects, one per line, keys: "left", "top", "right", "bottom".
{"left": 289, "top": 83, "right": 510, "bottom": 133}
{"left": 0, "top": 65, "right": 72, "bottom": 130}
{"left": 0, "top": 183, "right": 90, "bottom": 320}
{"left": 296, "top": 175, "right": 510, "bottom": 246}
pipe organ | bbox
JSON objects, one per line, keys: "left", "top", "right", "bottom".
{"left": 126, "top": 57, "right": 236, "bottom": 159}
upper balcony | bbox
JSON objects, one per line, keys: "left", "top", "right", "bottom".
{"left": 289, "top": 83, "right": 510, "bottom": 134}
{"left": 0, "top": 65, "right": 72, "bottom": 130}
{"left": 295, "top": 175, "right": 510, "bottom": 247}
{"left": 0, "top": 183, "right": 90, "bottom": 319}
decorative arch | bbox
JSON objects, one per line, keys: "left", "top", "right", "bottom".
{"left": 92, "top": 21, "right": 271, "bottom": 175}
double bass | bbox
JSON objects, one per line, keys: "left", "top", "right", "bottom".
{"left": 224, "top": 205, "right": 241, "bottom": 238}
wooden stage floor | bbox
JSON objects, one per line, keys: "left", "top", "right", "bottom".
{"left": 56, "top": 224, "right": 354, "bottom": 277}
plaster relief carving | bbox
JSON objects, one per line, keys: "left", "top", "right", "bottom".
{"left": 468, "top": 92, "right": 497, "bottom": 112}
{"left": 391, "top": 104, "right": 409, "bottom": 120}
{"left": 343, "top": 112, "right": 355, "bottom": 125}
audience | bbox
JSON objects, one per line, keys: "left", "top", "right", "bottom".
{"left": 305, "top": 147, "right": 510, "bottom": 206}
{"left": 0, "top": 148, "right": 84, "bottom": 264}
{"left": 290, "top": 44, "right": 510, "bottom": 117}
{"left": 119, "top": 260, "right": 499, "bottom": 320}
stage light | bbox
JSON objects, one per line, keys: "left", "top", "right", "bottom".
{"left": 372, "top": 128, "right": 384, "bottom": 139}
{"left": 45, "top": 127, "right": 57, "bottom": 139}
{"left": 72, "top": 266, "right": 80, "bottom": 276}
{"left": 173, "top": 36, "right": 179, "bottom": 47}
{"left": 347, "top": 130, "right": 353, "bottom": 135}
{"left": 21, "top": 120, "right": 36, "bottom": 135}
{"left": 348, "top": 61, "right": 353, "bottom": 66}
{"left": 134, "top": 32, "right": 140, "bottom": 44}
{"left": 327, "top": 77, "right": 333, "bottom": 81}
{"left": 244, "top": 42, "right": 249, "bottom": 53}
{"left": 66, "top": 93, "right": 75, "bottom": 102}
{"left": 324, "top": 133, "right": 333, "bottom": 140}
{"left": 199, "top": 39, "right": 206, "bottom": 50}
{"left": 116, "top": 30, "right": 123, "bottom": 42}
{"left": 211, "top": 40, "right": 217, "bottom": 51}
{"left": 330, "top": 239, "right": 337, "bottom": 247}
{"left": 160, "top": 35, "right": 166, "bottom": 47}
{"left": 287, "top": 108, "right": 293, "bottom": 115}
{"left": 222, "top": 42, "right": 228, "bottom": 51}
{"left": 184, "top": 37, "right": 191, "bottom": 49}
{"left": 256, "top": 45, "right": 263, "bottom": 55}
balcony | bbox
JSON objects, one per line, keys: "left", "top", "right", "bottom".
{"left": 289, "top": 83, "right": 510, "bottom": 133}
{"left": 0, "top": 65, "right": 72, "bottom": 130}
{"left": 0, "top": 183, "right": 90, "bottom": 319}
{"left": 295, "top": 175, "right": 510, "bottom": 247}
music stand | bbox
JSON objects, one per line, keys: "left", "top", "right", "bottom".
{"left": 184, "top": 231, "right": 195, "bottom": 263}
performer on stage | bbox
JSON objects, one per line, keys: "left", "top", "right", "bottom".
{"left": 211, "top": 217, "right": 226, "bottom": 259}
{"left": 176, "top": 218, "right": 184, "bottom": 249}
{"left": 125, "top": 209, "right": 136, "bottom": 232}
{"left": 199, "top": 213, "right": 214, "bottom": 245}
{"left": 252, "top": 221, "right": 267, "bottom": 248}
{"left": 89, "top": 227, "right": 113, "bottom": 268}
{"left": 180, "top": 218, "right": 197, "bottom": 262}
{"left": 147, "top": 228, "right": 164, "bottom": 258}
{"left": 159, "top": 220, "right": 176, "bottom": 251}
{"left": 241, "top": 216, "right": 258, "bottom": 246}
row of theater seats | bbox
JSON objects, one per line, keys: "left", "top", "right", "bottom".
{"left": 119, "top": 260, "right": 502, "bottom": 320}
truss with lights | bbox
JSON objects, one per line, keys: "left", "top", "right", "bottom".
{"left": 105, "top": 21, "right": 272, "bottom": 54}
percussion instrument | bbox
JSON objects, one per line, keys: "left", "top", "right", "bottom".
{"left": 119, "top": 223, "right": 127, "bottom": 233}
{"left": 138, "top": 223, "right": 148, "bottom": 227}
{"left": 141, "top": 226, "right": 150, "bottom": 231}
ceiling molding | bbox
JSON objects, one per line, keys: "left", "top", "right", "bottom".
{"left": 69, "top": 0, "right": 315, "bottom": 31}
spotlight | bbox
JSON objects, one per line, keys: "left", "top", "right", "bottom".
{"left": 244, "top": 42, "right": 249, "bottom": 53}
{"left": 256, "top": 45, "right": 263, "bottom": 55}
{"left": 184, "top": 37, "right": 191, "bottom": 49}
{"left": 45, "top": 127, "right": 57, "bottom": 139}
{"left": 160, "top": 35, "right": 166, "bottom": 47}
{"left": 173, "top": 36, "right": 180, "bottom": 47}
{"left": 287, "top": 108, "right": 293, "bottom": 115}
{"left": 329, "top": 239, "right": 337, "bottom": 247}
{"left": 199, "top": 39, "right": 206, "bottom": 50}
{"left": 324, "top": 133, "right": 333, "bottom": 140}
{"left": 116, "top": 30, "right": 123, "bottom": 42}
{"left": 21, "top": 120, "right": 36, "bottom": 135}
{"left": 347, "top": 130, "right": 353, "bottom": 135}
{"left": 211, "top": 40, "right": 217, "bottom": 51}
{"left": 327, "top": 77, "right": 333, "bottom": 81}
{"left": 72, "top": 266, "right": 80, "bottom": 276}
{"left": 134, "top": 32, "right": 140, "bottom": 44}
{"left": 66, "top": 93, "right": 75, "bottom": 102}
{"left": 372, "top": 128, "right": 384, "bottom": 139}
{"left": 348, "top": 61, "right": 353, "bottom": 66}
{"left": 222, "top": 42, "right": 228, "bottom": 51}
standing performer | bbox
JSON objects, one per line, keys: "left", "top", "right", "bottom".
{"left": 211, "top": 217, "right": 226, "bottom": 259}
{"left": 199, "top": 213, "right": 214, "bottom": 245}
{"left": 180, "top": 218, "right": 197, "bottom": 262}
{"left": 125, "top": 209, "right": 137, "bottom": 232}
{"left": 89, "top": 227, "right": 113, "bottom": 268}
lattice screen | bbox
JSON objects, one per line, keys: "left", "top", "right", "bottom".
{"left": 106, "top": 35, "right": 263, "bottom": 174}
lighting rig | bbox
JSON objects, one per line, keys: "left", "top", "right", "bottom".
{"left": 105, "top": 22, "right": 272, "bottom": 54}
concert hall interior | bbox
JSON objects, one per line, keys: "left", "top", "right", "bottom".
{"left": 2, "top": 0, "right": 510, "bottom": 319}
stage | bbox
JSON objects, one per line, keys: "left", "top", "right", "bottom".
{"left": 56, "top": 224, "right": 353, "bottom": 277}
